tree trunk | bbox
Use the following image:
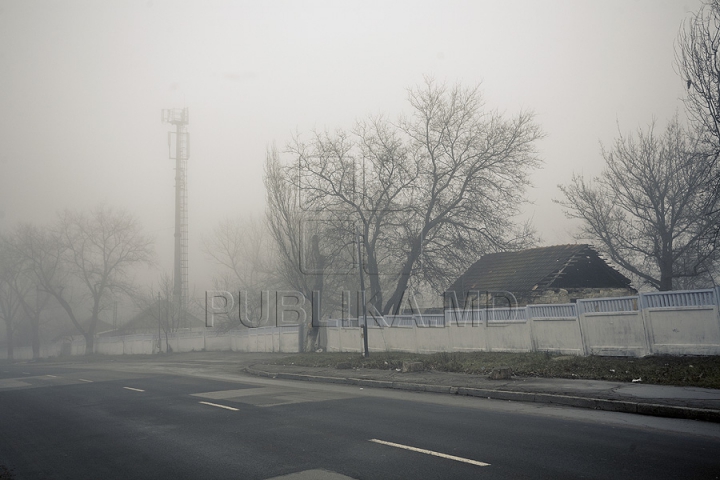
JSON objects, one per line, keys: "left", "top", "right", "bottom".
{"left": 5, "top": 321, "right": 13, "bottom": 361}
{"left": 383, "top": 238, "right": 423, "bottom": 315}
{"left": 659, "top": 249, "right": 674, "bottom": 291}
{"left": 30, "top": 316, "right": 40, "bottom": 360}
{"left": 85, "top": 303, "right": 99, "bottom": 355}
{"left": 52, "top": 292, "right": 88, "bottom": 348}
{"left": 15, "top": 296, "right": 42, "bottom": 360}
{"left": 305, "top": 235, "right": 325, "bottom": 351}
{"left": 84, "top": 332, "right": 94, "bottom": 355}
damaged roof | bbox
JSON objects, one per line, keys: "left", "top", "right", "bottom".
{"left": 446, "top": 244, "right": 632, "bottom": 294}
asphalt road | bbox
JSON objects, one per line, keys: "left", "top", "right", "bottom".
{"left": 1, "top": 358, "right": 720, "bottom": 479}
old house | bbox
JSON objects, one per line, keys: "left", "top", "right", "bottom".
{"left": 445, "top": 244, "right": 635, "bottom": 307}
{"left": 115, "top": 298, "right": 206, "bottom": 335}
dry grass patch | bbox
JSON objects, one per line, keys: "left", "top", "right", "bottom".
{"left": 275, "top": 351, "right": 720, "bottom": 389}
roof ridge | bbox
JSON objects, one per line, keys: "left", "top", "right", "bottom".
{"left": 539, "top": 245, "right": 592, "bottom": 288}
{"left": 446, "top": 244, "right": 631, "bottom": 295}
{"left": 482, "top": 243, "right": 589, "bottom": 256}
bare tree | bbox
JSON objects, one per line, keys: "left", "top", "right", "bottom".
{"left": 291, "top": 78, "right": 542, "bottom": 315}
{"left": 4, "top": 224, "right": 57, "bottom": 359}
{"left": 203, "top": 215, "right": 274, "bottom": 292}
{"left": 265, "top": 145, "right": 354, "bottom": 349}
{"left": 0, "top": 237, "right": 24, "bottom": 360}
{"left": 131, "top": 273, "right": 178, "bottom": 352}
{"left": 676, "top": 0, "right": 720, "bottom": 261}
{"left": 677, "top": 0, "right": 720, "bottom": 151}
{"left": 202, "top": 214, "right": 277, "bottom": 328}
{"left": 50, "top": 206, "right": 155, "bottom": 353}
{"left": 265, "top": 145, "right": 350, "bottom": 309}
{"left": 558, "top": 116, "right": 720, "bottom": 291}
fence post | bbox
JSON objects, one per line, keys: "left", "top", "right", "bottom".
{"left": 574, "top": 303, "right": 589, "bottom": 356}
{"left": 639, "top": 293, "right": 654, "bottom": 355}
{"left": 527, "top": 306, "right": 538, "bottom": 352}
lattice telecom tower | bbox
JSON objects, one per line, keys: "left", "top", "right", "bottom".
{"left": 162, "top": 107, "right": 189, "bottom": 327}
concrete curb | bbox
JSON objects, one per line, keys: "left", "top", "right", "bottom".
{"left": 244, "top": 367, "right": 720, "bottom": 423}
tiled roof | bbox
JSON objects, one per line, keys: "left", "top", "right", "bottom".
{"left": 446, "top": 244, "right": 632, "bottom": 294}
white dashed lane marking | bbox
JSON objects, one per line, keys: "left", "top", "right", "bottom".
{"left": 199, "top": 401, "right": 239, "bottom": 411}
{"left": 123, "top": 387, "right": 145, "bottom": 392}
{"left": 78, "top": 379, "right": 93, "bottom": 383}
{"left": 369, "top": 439, "right": 490, "bottom": 467}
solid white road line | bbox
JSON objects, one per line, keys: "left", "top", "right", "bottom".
{"left": 78, "top": 379, "right": 93, "bottom": 383}
{"left": 369, "top": 439, "right": 490, "bottom": 467}
{"left": 199, "top": 401, "right": 239, "bottom": 411}
{"left": 123, "top": 387, "right": 145, "bottom": 392}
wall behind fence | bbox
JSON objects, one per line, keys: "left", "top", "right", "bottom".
{"left": 1, "top": 325, "right": 301, "bottom": 360}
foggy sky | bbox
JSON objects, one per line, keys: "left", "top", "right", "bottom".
{"left": 0, "top": 0, "right": 701, "bottom": 293}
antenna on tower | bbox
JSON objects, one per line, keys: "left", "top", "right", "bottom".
{"left": 162, "top": 107, "right": 189, "bottom": 329}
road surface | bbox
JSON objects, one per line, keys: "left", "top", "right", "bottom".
{"left": 1, "top": 357, "right": 719, "bottom": 479}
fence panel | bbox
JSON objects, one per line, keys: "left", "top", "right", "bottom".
{"left": 378, "top": 315, "right": 414, "bottom": 328}
{"left": 578, "top": 311, "right": 647, "bottom": 357}
{"left": 641, "top": 289, "right": 716, "bottom": 309}
{"left": 487, "top": 307, "right": 527, "bottom": 323}
{"left": 445, "top": 309, "right": 485, "bottom": 326}
{"left": 577, "top": 297, "right": 638, "bottom": 314}
{"left": 527, "top": 304, "right": 577, "bottom": 319}
{"left": 421, "top": 314, "right": 446, "bottom": 327}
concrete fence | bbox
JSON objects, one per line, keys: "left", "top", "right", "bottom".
{"left": 0, "top": 325, "right": 301, "bottom": 360}
{"left": 325, "top": 288, "right": 720, "bottom": 357}
{"left": 5, "top": 288, "right": 720, "bottom": 360}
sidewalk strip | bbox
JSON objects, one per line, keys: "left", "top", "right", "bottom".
{"left": 199, "top": 401, "right": 239, "bottom": 411}
{"left": 123, "top": 387, "right": 145, "bottom": 392}
{"left": 369, "top": 439, "right": 490, "bottom": 467}
{"left": 78, "top": 379, "right": 93, "bottom": 383}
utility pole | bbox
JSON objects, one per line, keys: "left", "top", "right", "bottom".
{"left": 161, "top": 108, "right": 189, "bottom": 330}
{"left": 356, "top": 227, "right": 369, "bottom": 357}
